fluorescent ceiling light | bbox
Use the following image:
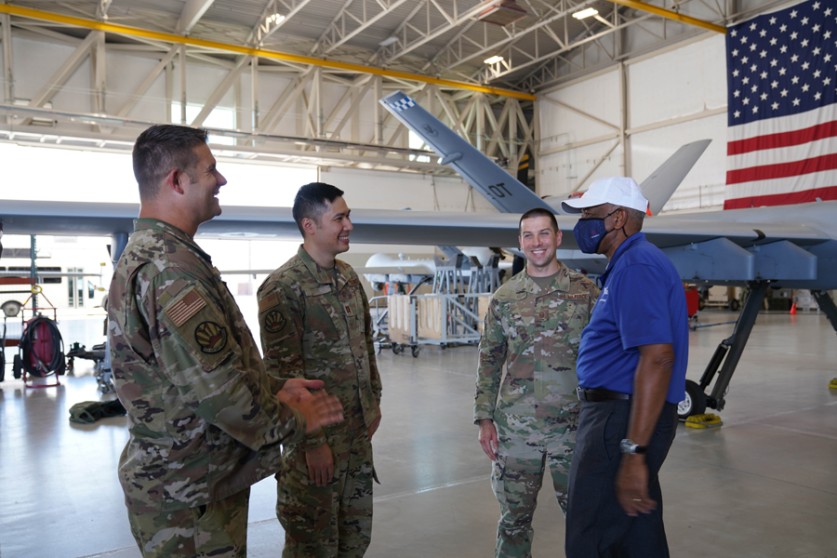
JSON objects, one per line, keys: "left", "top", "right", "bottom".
{"left": 484, "top": 55, "right": 504, "bottom": 65}
{"left": 266, "top": 13, "right": 286, "bottom": 26}
{"left": 379, "top": 36, "right": 398, "bottom": 47}
{"left": 572, "top": 7, "right": 599, "bottom": 20}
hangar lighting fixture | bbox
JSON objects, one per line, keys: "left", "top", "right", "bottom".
{"left": 571, "top": 7, "right": 615, "bottom": 28}
{"left": 572, "top": 7, "right": 599, "bottom": 20}
{"left": 478, "top": 1, "right": 528, "bottom": 26}
{"left": 484, "top": 55, "right": 504, "bottom": 65}
{"left": 379, "top": 36, "right": 398, "bottom": 47}
{"left": 265, "top": 13, "right": 286, "bottom": 26}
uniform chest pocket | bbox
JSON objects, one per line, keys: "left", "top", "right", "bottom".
{"left": 300, "top": 280, "right": 365, "bottom": 352}
{"left": 551, "top": 294, "right": 592, "bottom": 348}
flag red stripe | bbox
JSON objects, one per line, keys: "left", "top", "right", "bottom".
{"left": 723, "top": 185, "right": 837, "bottom": 209}
{"left": 726, "top": 153, "right": 837, "bottom": 184}
{"left": 728, "top": 120, "right": 837, "bottom": 156}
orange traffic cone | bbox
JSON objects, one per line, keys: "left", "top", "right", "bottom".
{"left": 790, "top": 302, "right": 797, "bottom": 315}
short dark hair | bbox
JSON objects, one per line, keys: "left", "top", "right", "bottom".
{"left": 292, "top": 182, "right": 345, "bottom": 235}
{"left": 519, "top": 207, "right": 558, "bottom": 233}
{"left": 132, "top": 125, "right": 208, "bottom": 200}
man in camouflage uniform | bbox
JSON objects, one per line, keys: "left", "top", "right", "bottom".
{"left": 108, "top": 125, "right": 343, "bottom": 558}
{"left": 258, "top": 182, "right": 382, "bottom": 557}
{"left": 475, "top": 207, "right": 599, "bottom": 557}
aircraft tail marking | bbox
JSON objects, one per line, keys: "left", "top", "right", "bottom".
{"left": 381, "top": 91, "right": 554, "bottom": 215}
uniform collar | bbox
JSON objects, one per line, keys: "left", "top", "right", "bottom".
{"left": 297, "top": 245, "right": 347, "bottom": 287}
{"left": 135, "top": 218, "right": 212, "bottom": 263}
{"left": 519, "top": 261, "right": 571, "bottom": 294}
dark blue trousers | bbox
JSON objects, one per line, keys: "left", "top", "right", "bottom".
{"left": 565, "top": 400, "right": 678, "bottom": 558}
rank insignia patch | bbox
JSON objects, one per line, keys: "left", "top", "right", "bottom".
{"left": 195, "top": 321, "right": 227, "bottom": 354}
{"left": 263, "top": 309, "right": 286, "bottom": 333}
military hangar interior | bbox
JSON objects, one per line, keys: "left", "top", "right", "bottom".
{"left": 0, "top": 1, "right": 835, "bottom": 556}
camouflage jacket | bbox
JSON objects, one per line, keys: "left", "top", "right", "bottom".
{"left": 474, "top": 263, "right": 599, "bottom": 422}
{"left": 257, "top": 246, "right": 382, "bottom": 448}
{"left": 108, "top": 219, "right": 304, "bottom": 512}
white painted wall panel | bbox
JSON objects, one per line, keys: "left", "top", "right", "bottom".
{"left": 628, "top": 37, "right": 727, "bottom": 129}
{"left": 539, "top": 141, "right": 626, "bottom": 199}
{"left": 538, "top": 35, "right": 728, "bottom": 212}
{"left": 540, "top": 70, "right": 622, "bottom": 152}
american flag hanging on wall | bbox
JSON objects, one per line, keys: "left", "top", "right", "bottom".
{"left": 725, "top": 0, "right": 837, "bottom": 209}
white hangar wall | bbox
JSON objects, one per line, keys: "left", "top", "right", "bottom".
{"left": 537, "top": 34, "right": 729, "bottom": 213}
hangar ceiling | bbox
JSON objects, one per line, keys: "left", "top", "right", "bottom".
{"left": 0, "top": 0, "right": 787, "bottom": 171}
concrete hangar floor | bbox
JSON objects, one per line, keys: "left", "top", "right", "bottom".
{"left": 0, "top": 309, "right": 835, "bottom": 557}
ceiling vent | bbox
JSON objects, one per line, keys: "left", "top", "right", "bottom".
{"left": 478, "top": 1, "right": 528, "bottom": 26}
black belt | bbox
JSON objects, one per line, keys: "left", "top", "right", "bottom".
{"left": 576, "top": 387, "right": 631, "bottom": 402}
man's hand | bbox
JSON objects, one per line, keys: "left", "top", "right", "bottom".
{"left": 277, "top": 380, "right": 344, "bottom": 433}
{"left": 277, "top": 378, "right": 324, "bottom": 404}
{"left": 305, "top": 443, "right": 334, "bottom": 486}
{"left": 615, "top": 455, "right": 656, "bottom": 516}
{"left": 478, "top": 419, "right": 499, "bottom": 461}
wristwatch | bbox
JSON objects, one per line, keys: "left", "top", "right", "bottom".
{"left": 619, "top": 438, "right": 648, "bottom": 455}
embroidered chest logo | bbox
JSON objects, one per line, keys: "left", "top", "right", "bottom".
{"left": 263, "top": 309, "right": 286, "bottom": 333}
{"left": 195, "top": 321, "right": 227, "bottom": 354}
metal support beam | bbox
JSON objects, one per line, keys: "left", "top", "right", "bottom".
{"left": 176, "top": 0, "right": 216, "bottom": 35}
{"left": 0, "top": 4, "right": 533, "bottom": 100}
{"left": 28, "top": 31, "right": 97, "bottom": 110}
{"left": 190, "top": 56, "right": 250, "bottom": 128}
{"left": 97, "top": 0, "right": 112, "bottom": 21}
{"left": 604, "top": 0, "right": 727, "bottom": 34}
{"left": 250, "top": 0, "right": 314, "bottom": 47}
{"left": 114, "top": 46, "right": 179, "bottom": 119}
{"left": 316, "top": 0, "right": 410, "bottom": 55}
{"left": 93, "top": 31, "right": 107, "bottom": 116}
{"left": 2, "top": 13, "right": 14, "bottom": 114}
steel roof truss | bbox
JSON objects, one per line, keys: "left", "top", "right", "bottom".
{"left": 177, "top": 0, "right": 216, "bottom": 35}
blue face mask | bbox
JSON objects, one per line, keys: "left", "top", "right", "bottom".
{"left": 573, "top": 208, "right": 620, "bottom": 254}
{"left": 573, "top": 218, "right": 608, "bottom": 254}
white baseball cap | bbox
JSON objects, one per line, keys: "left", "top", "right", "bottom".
{"left": 561, "top": 176, "right": 649, "bottom": 214}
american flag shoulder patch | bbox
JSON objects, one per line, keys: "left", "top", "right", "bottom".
{"left": 167, "top": 288, "right": 207, "bottom": 327}
{"left": 258, "top": 291, "right": 281, "bottom": 313}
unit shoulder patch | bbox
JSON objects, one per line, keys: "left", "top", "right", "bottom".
{"left": 263, "top": 309, "right": 287, "bottom": 334}
{"left": 194, "top": 321, "right": 228, "bottom": 354}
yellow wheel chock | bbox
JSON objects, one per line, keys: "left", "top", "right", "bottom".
{"left": 685, "top": 413, "right": 723, "bottom": 429}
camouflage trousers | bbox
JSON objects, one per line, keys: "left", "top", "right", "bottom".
{"left": 126, "top": 488, "right": 249, "bottom": 558}
{"left": 491, "top": 406, "right": 578, "bottom": 558}
{"left": 277, "top": 415, "right": 374, "bottom": 558}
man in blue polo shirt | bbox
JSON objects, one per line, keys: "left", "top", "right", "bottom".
{"left": 561, "top": 176, "right": 688, "bottom": 558}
